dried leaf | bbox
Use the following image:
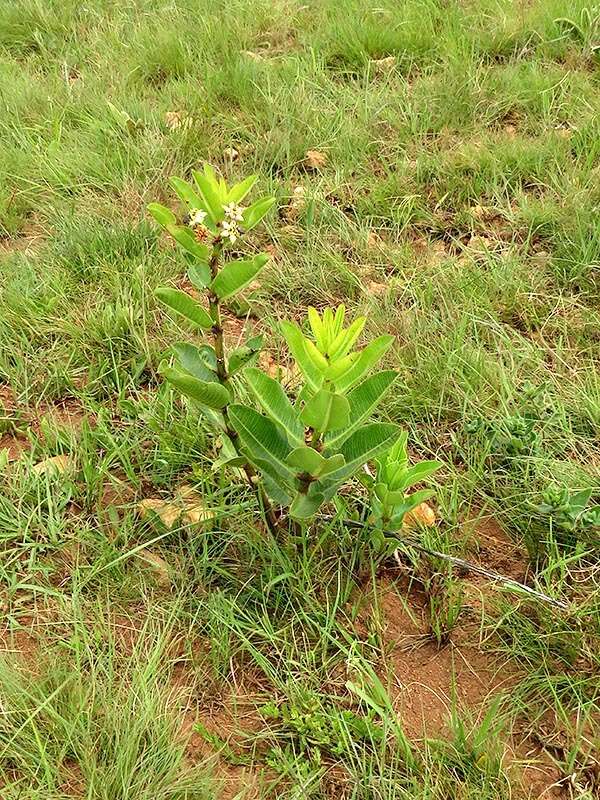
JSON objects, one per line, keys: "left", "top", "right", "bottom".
{"left": 32, "top": 454, "right": 73, "bottom": 476}
{"left": 403, "top": 502, "right": 436, "bottom": 529}
{"left": 138, "top": 485, "right": 215, "bottom": 528}
{"left": 136, "top": 549, "right": 172, "bottom": 587}
{"left": 371, "top": 55, "right": 396, "bottom": 72}
{"left": 556, "top": 127, "right": 572, "bottom": 139}
{"left": 367, "top": 280, "right": 387, "bottom": 297}
{"left": 304, "top": 149, "right": 327, "bottom": 170}
{"left": 164, "top": 111, "right": 193, "bottom": 131}
{"left": 176, "top": 484, "right": 215, "bottom": 525}
{"left": 259, "top": 352, "right": 298, "bottom": 385}
{"left": 470, "top": 204, "right": 494, "bottom": 221}
{"left": 283, "top": 185, "right": 306, "bottom": 220}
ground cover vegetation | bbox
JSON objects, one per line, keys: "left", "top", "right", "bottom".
{"left": 0, "top": 1, "right": 599, "bottom": 798}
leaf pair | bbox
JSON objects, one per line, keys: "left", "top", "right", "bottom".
{"left": 245, "top": 367, "right": 396, "bottom": 446}
{"left": 155, "top": 252, "right": 268, "bottom": 329}
{"left": 229, "top": 401, "right": 402, "bottom": 518}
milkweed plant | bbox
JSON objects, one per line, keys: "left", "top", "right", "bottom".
{"left": 149, "top": 165, "right": 441, "bottom": 539}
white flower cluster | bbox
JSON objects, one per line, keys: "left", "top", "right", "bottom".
{"left": 188, "top": 208, "right": 207, "bottom": 228}
{"left": 221, "top": 202, "right": 245, "bottom": 243}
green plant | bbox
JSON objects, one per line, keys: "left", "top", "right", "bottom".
{"left": 149, "top": 164, "right": 278, "bottom": 524}
{"left": 233, "top": 306, "right": 400, "bottom": 520}
{"left": 535, "top": 485, "right": 600, "bottom": 551}
{"left": 368, "top": 433, "right": 441, "bottom": 529}
{"left": 260, "top": 691, "right": 384, "bottom": 766}
{"left": 149, "top": 166, "right": 436, "bottom": 531}
{"left": 359, "top": 432, "right": 442, "bottom": 553}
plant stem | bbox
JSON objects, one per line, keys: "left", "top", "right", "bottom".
{"left": 308, "top": 427, "right": 322, "bottom": 450}
{"left": 208, "top": 236, "right": 280, "bottom": 535}
{"left": 208, "top": 240, "right": 227, "bottom": 384}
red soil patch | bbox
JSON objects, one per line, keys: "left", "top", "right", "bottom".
{"left": 465, "top": 512, "right": 527, "bottom": 582}
{"left": 370, "top": 578, "right": 515, "bottom": 740}
{"left": 178, "top": 671, "right": 271, "bottom": 800}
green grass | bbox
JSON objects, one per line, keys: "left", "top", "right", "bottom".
{"left": 1, "top": 0, "right": 600, "bottom": 797}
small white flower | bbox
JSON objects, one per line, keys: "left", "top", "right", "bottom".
{"left": 223, "top": 202, "right": 244, "bottom": 222}
{"left": 221, "top": 219, "right": 238, "bottom": 244}
{"left": 188, "top": 208, "right": 207, "bottom": 227}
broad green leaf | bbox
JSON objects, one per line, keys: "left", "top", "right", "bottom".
{"left": 159, "top": 363, "right": 229, "bottom": 409}
{"left": 262, "top": 473, "right": 293, "bottom": 505}
{"left": 280, "top": 321, "right": 322, "bottom": 391}
{"left": 242, "top": 196, "right": 276, "bottom": 230}
{"left": 229, "top": 404, "right": 294, "bottom": 479}
{"left": 308, "top": 307, "right": 327, "bottom": 352}
{"left": 212, "top": 450, "right": 247, "bottom": 470}
{"left": 228, "top": 346, "right": 261, "bottom": 375}
{"left": 290, "top": 490, "right": 325, "bottom": 519}
{"left": 294, "top": 383, "right": 314, "bottom": 409}
{"left": 326, "top": 352, "right": 358, "bottom": 382}
{"left": 570, "top": 488, "right": 593, "bottom": 514}
{"left": 333, "top": 335, "right": 394, "bottom": 393}
{"left": 323, "top": 423, "right": 400, "bottom": 485}
{"left": 148, "top": 202, "right": 176, "bottom": 227}
{"left": 192, "top": 169, "right": 225, "bottom": 223}
{"left": 388, "top": 432, "right": 409, "bottom": 464}
{"left": 286, "top": 448, "right": 345, "bottom": 478}
{"left": 326, "top": 371, "right": 398, "bottom": 448}
{"left": 245, "top": 368, "right": 303, "bottom": 444}
{"left": 389, "top": 490, "right": 435, "bottom": 526}
{"left": 211, "top": 254, "right": 269, "bottom": 301}
{"left": 322, "top": 308, "right": 334, "bottom": 336}
{"left": 195, "top": 344, "right": 217, "bottom": 371}
{"left": 228, "top": 334, "right": 263, "bottom": 375}
{"left": 374, "top": 483, "right": 389, "bottom": 503}
{"left": 286, "top": 446, "right": 325, "bottom": 476}
{"left": 211, "top": 434, "right": 245, "bottom": 471}
{"left": 169, "top": 177, "right": 204, "bottom": 211}
{"left": 328, "top": 316, "right": 366, "bottom": 359}
{"left": 155, "top": 288, "right": 213, "bottom": 329}
{"left": 173, "top": 343, "right": 216, "bottom": 383}
{"left": 188, "top": 263, "right": 211, "bottom": 289}
{"left": 332, "top": 305, "right": 345, "bottom": 337}
{"left": 165, "top": 224, "right": 210, "bottom": 261}
{"left": 318, "top": 453, "right": 346, "bottom": 476}
{"left": 392, "top": 460, "right": 442, "bottom": 491}
{"left": 304, "top": 339, "right": 329, "bottom": 372}
{"left": 386, "top": 487, "right": 434, "bottom": 507}
{"left": 301, "top": 389, "right": 350, "bottom": 433}
{"left": 227, "top": 175, "right": 258, "bottom": 203}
